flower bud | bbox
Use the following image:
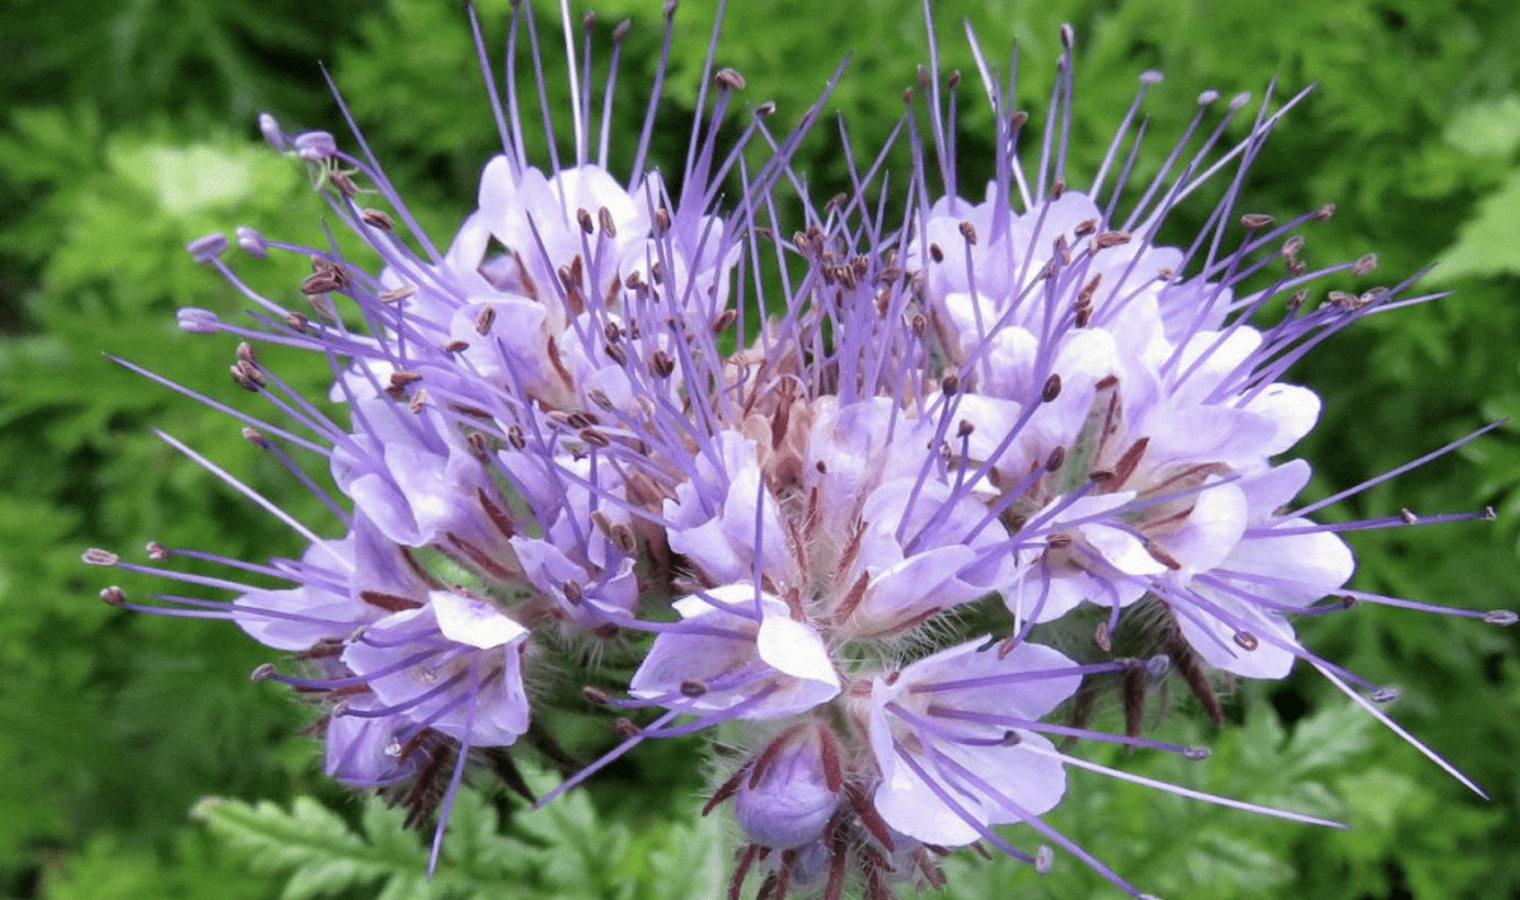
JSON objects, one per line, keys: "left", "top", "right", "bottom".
{"left": 734, "top": 728, "right": 840, "bottom": 850}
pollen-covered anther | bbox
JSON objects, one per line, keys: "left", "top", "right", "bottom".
{"left": 1240, "top": 213, "right": 1274, "bottom": 229}
{"left": 1281, "top": 234, "right": 1305, "bottom": 257}
{"left": 187, "top": 232, "right": 228, "bottom": 262}
{"left": 100, "top": 586, "right": 127, "bottom": 607}
{"left": 360, "top": 208, "right": 394, "bottom": 231}
{"left": 1091, "top": 230, "right": 1131, "bottom": 251}
{"left": 1287, "top": 289, "right": 1309, "bottom": 311}
{"left": 1035, "top": 845, "right": 1055, "bottom": 874}
{"left": 1353, "top": 253, "right": 1379, "bottom": 275}
{"left": 229, "top": 361, "right": 264, "bottom": 391}
{"left": 715, "top": 67, "right": 746, "bottom": 90}
{"left": 250, "top": 662, "right": 278, "bottom": 682}
{"left": 145, "top": 541, "right": 170, "bottom": 561}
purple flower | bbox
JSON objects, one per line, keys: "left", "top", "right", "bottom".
{"left": 88, "top": 2, "right": 1515, "bottom": 898}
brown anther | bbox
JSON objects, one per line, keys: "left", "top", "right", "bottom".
{"left": 596, "top": 205, "right": 617, "bottom": 238}
{"left": 285, "top": 312, "right": 309, "bottom": 332}
{"left": 603, "top": 343, "right": 627, "bottom": 366}
{"left": 1240, "top": 213, "right": 1275, "bottom": 229}
{"left": 576, "top": 207, "right": 594, "bottom": 235}
{"left": 389, "top": 370, "right": 423, "bottom": 389}
{"left": 1328, "top": 290, "right": 1357, "bottom": 308}
{"left": 654, "top": 207, "right": 671, "bottom": 234}
{"left": 300, "top": 271, "right": 342, "bottom": 296}
{"left": 361, "top": 590, "right": 424, "bottom": 611}
{"left": 958, "top": 220, "right": 977, "bottom": 245}
{"left": 1009, "top": 109, "right": 1029, "bottom": 130}
{"left": 587, "top": 389, "right": 615, "bottom": 412}
{"left": 650, "top": 350, "right": 675, "bottom": 378}
{"left": 230, "top": 361, "right": 265, "bottom": 391}
{"left": 614, "top": 718, "right": 640, "bottom": 739}
{"left": 940, "top": 373, "right": 960, "bottom": 395}
{"left": 1353, "top": 253, "right": 1378, "bottom": 276}
{"left": 507, "top": 425, "right": 526, "bottom": 450}
{"left": 250, "top": 662, "right": 278, "bottom": 682}
{"left": 443, "top": 339, "right": 469, "bottom": 353}
{"left": 1233, "top": 631, "right": 1260, "bottom": 651}
{"left": 1400, "top": 508, "right": 1418, "bottom": 524}
{"left": 928, "top": 242, "right": 944, "bottom": 263}
{"left": 583, "top": 686, "right": 610, "bottom": 705}
{"left": 1093, "top": 230, "right": 1132, "bottom": 250}
{"left": 380, "top": 284, "right": 416, "bottom": 303}
{"left": 1313, "top": 203, "right": 1336, "bottom": 221}
{"left": 360, "top": 208, "right": 394, "bottom": 231}
{"left": 715, "top": 67, "right": 746, "bottom": 90}
{"left": 910, "top": 313, "right": 927, "bottom": 335}
{"left": 329, "top": 170, "right": 358, "bottom": 198}
{"left": 1282, "top": 235, "right": 1305, "bottom": 257}
{"left": 1288, "top": 259, "right": 1307, "bottom": 276}
{"left": 562, "top": 580, "right": 583, "bottom": 605}
{"left": 1051, "top": 176, "right": 1066, "bottom": 199}
{"left": 242, "top": 427, "right": 269, "bottom": 449}
{"left": 611, "top": 519, "right": 635, "bottom": 556}
{"left": 649, "top": 260, "right": 664, "bottom": 284}
{"left": 578, "top": 427, "right": 610, "bottom": 448}
{"left": 100, "top": 586, "right": 127, "bottom": 606}
{"left": 680, "top": 679, "right": 709, "bottom": 698}
{"left": 1045, "top": 446, "right": 1066, "bottom": 472}
{"left": 475, "top": 305, "right": 497, "bottom": 335}
{"left": 756, "top": 101, "right": 777, "bottom": 117}
{"left": 712, "top": 308, "right": 738, "bottom": 334}
{"left": 1287, "top": 289, "right": 1308, "bottom": 311}
{"left": 1041, "top": 373, "right": 1062, "bottom": 402}
{"left": 957, "top": 419, "right": 975, "bottom": 439}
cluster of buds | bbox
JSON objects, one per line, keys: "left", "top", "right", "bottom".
{"left": 90, "top": 2, "right": 1510, "bottom": 898}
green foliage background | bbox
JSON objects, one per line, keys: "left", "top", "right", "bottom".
{"left": 1, "top": 0, "right": 1517, "bottom": 897}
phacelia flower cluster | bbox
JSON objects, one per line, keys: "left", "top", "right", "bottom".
{"left": 89, "top": 2, "right": 1511, "bottom": 898}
